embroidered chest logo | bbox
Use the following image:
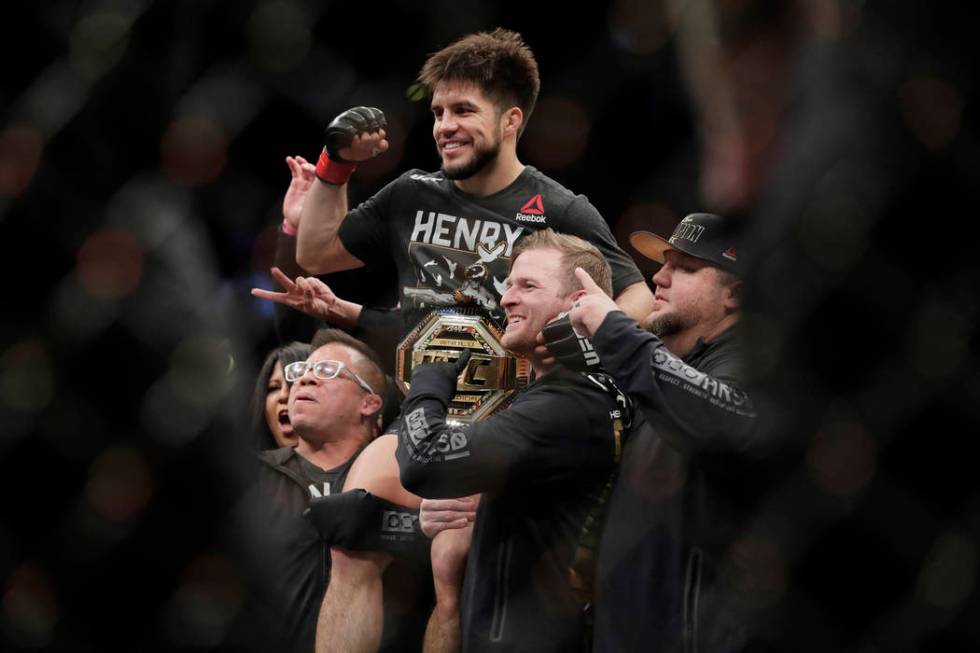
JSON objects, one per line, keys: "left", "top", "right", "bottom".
{"left": 516, "top": 194, "right": 547, "bottom": 223}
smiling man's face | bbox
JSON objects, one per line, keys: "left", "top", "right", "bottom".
{"left": 500, "top": 247, "right": 572, "bottom": 357}
{"left": 430, "top": 81, "right": 507, "bottom": 181}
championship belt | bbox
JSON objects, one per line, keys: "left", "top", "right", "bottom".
{"left": 395, "top": 308, "right": 531, "bottom": 423}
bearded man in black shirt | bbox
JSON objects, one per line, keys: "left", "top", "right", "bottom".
{"left": 563, "top": 213, "right": 772, "bottom": 652}
{"left": 287, "top": 27, "right": 653, "bottom": 339}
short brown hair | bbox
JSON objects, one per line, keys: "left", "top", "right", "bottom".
{"left": 417, "top": 28, "right": 540, "bottom": 136}
{"left": 309, "top": 328, "right": 386, "bottom": 400}
{"left": 512, "top": 229, "right": 613, "bottom": 297}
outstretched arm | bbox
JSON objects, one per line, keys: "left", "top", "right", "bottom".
{"left": 265, "top": 157, "right": 404, "bottom": 339}
{"left": 592, "top": 316, "right": 758, "bottom": 459}
{"left": 252, "top": 266, "right": 364, "bottom": 330}
{"left": 395, "top": 352, "right": 605, "bottom": 498}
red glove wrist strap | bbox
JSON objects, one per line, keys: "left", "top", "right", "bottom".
{"left": 315, "top": 149, "right": 357, "bottom": 185}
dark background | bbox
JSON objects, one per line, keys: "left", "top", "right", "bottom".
{"left": 1, "top": 1, "right": 979, "bottom": 651}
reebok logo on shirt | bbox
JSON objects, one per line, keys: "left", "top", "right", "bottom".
{"left": 516, "top": 193, "right": 547, "bottom": 223}
{"left": 520, "top": 194, "right": 545, "bottom": 214}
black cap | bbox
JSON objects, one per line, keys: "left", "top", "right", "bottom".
{"left": 629, "top": 213, "right": 741, "bottom": 275}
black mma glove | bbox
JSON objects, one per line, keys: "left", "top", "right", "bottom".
{"left": 323, "top": 106, "right": 387, "bottom": 162}
{"left": 316, "top": 106, "right": 387, "bottom": 184}
{"left": 406, "top": 349, "right": 471, "bottom": 403}
{"left": 541, "top": 312, "right": 601, "bottom": 372}
{"left": 304, "top": 489, "right": 431, "bottom": 567}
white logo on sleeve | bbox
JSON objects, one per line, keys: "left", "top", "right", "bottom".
{"left": 382, "top": 510, "right": 419, "bottom": 534}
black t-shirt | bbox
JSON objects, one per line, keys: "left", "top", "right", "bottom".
{"left": 254, "top": 447, "right": 430, "bottom": 652}
{"left": 253, "top": 448, "right": 359, "bottom": 651}
{"left": 256, "top": 446, "right": 357, "bottom": 515}
{"left": 297, "top": 453, "right": 345, "bottom": 496}
{"left": 339, "top": 166, "right": 644, "bottom": 334}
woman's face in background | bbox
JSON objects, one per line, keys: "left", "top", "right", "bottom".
{"left": 265, "top": 360, "right": 298, "bottom": 449}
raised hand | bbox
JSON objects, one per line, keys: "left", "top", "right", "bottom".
{"left": 324, "top": 106, "right": 390, "bottom": 163}
{"left": 251, "top": 266, "right": 338, "bottom": 321}
{"left": 569, "top": 267, "right": 620, "bottom": 337}
{"left": 282, "top": 155, "right": 316, "bottom": 230}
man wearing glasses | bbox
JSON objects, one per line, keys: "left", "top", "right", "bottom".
{"left": 258, "top": 328, "right": 385, "bottom": 513}
{"left": 257, "top": 328, "right": 431, "bottom": 652}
